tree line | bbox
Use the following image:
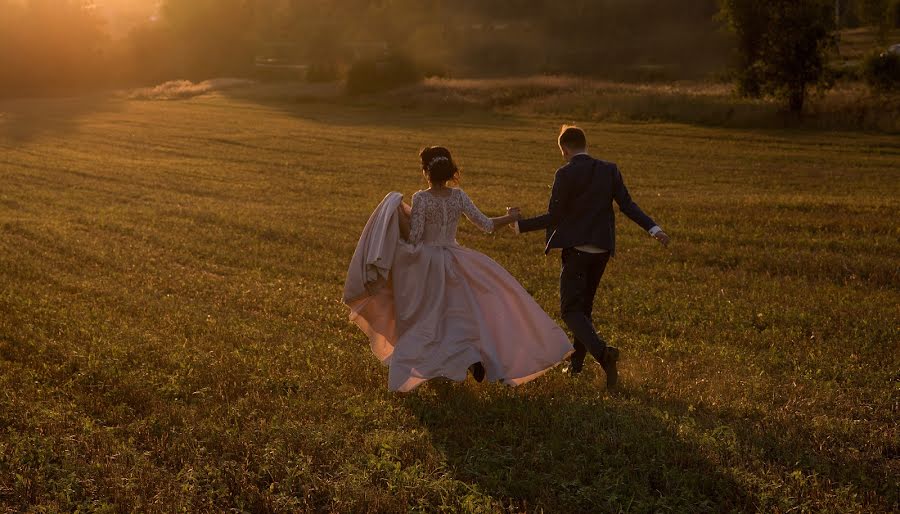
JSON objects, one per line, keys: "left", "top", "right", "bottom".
{"left": 0, "top": 0, "right": 897, "bottom": 112}
{"left": 0, "top": 0, "right": 726, "bottom": 94}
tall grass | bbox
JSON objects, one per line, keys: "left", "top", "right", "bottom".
{"left": 383, "top": 76, "right": 900, "bottom": 132}
{"left": 128, "top": 79, "right": 256, "bottom": 101}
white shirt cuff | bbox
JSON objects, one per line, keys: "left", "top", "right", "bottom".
{"left": 649, "top": 226, "right": 662, "bottom": 236}
{"left": 513, "top": 221, "right": 520, "bottom": 234}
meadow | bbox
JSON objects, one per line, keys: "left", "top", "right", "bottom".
{"left": 0, "top": 89, "right": 898, "bottom": 512}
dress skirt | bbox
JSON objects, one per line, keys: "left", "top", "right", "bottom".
{"left": 349, "top": 241, "right": 573, "bottom": 392}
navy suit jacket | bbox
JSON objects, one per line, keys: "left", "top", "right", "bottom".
{"left": 518, "top": 154, "right": 656, "bottom": 255}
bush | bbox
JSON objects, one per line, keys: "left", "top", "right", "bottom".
{"left": 862, "top": 51, "right": 900, "bottom": 92}
{"left": 345, "top": 54, "right": 422, "bottom": 95}
{"left": 307, "top": 62, "right": 341, "bottom": 83}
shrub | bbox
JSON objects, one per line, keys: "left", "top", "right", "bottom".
{"left": 862, "top": 51, "right": 900, "bottom": 92}
{"left": 306, "top": 62, "right": 341, "bottom": 83}
{"left": 345, "top": 54, "right": 421, "bottom": 95}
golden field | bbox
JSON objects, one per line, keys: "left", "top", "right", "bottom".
{"left": 1, "top": 89, "right": 898, "bottom": 512}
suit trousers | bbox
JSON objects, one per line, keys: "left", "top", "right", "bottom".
{"left": 559, "top": 247, "right": 611, "bottom": 365}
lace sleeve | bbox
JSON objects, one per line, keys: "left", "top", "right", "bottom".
{"left": 407, "top": 192, "right": 426, "bottom": 244}
{"left": 459, "top": 189, "right": 495, "bottom": 233}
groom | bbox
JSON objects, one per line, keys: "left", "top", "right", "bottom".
{"left": 515, "top": 125, "right": 669, "bottom": 388}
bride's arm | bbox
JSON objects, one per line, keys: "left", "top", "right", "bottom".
{"left": 490, "top": 211, "right": 520, "bottom": 230}
{"left": 460, "top": 190, "right": 520, "bottom": 233}
{"left": 397, "top": 201, "right": 412, "bottom": 241}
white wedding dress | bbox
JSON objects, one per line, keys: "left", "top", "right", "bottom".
{"left": 347, "top": 188, "right": 573, "bottom": 392}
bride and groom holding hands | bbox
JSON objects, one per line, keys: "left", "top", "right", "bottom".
{"left": 343, "top": 125, "right": 669, "bottom": 392}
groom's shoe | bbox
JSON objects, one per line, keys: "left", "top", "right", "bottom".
{"left": 567, "top": 356, "right": 585, "bottom": 375}
{"left": 600, "top": 346, "right": 620, "bottom": 389}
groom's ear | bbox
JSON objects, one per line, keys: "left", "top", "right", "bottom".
{"left": 559, "top": 143, "right": 578, "bottom": 159}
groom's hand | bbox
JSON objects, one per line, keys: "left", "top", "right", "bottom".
{"left": 653, "top": 230, "right": 670, "bottom": 247}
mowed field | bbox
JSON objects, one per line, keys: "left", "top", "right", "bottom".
{"left": 1, "top": 92, "right": 898, "bottom": 513}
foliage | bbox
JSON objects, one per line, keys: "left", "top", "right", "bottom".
{"left": 9, "top": 0, "right": 900, "bottom": 95}
{"left": 856, "top": 0, "right": 895, "bottom": 39}
{"left": 0, "top": 0, "right": 108, "bottom": 95}
{"left": 719, "top": 0, "right": 838, "bottom": 114}
{"left": 306, "top": 62, "right": 342, "bottom": 83}
{"left": 0, "top": 93, "right": 898, "bottom": 511}
{"left": 862, "top": 50, "right": 900, "bottom": 90}
{"left": 832, "top": 0, "right": 900, "bottom": 28}
{"left": 0, "top": 0, "right": 731, "bottom": 95}
{"left": 158, "top": 0, "right": 257, "bottom": 79}
{"left": 858, "top": 0, "right": 892, "bottom": 23}
{"left": 345, "top": 54, "right": 422, "bottom": 95}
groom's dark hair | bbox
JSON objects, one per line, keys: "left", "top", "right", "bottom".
{"left": 558, "top": 125, "right": 586, "bottom": 151}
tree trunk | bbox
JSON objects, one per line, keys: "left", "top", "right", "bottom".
{"left": 835, "top": 0, "right": 841, "bottom": 54}
{"left": 788, "top": 84, "right": 805, "bottom": 115}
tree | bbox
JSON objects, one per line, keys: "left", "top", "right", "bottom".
{"left": 0, "top": 0, "right": 109, "bottom": 94}
{"left": 720, "top": 0, "right": 837, "bottom": 114}
{"left": 857, "top": 0, "right": 893, "bottom": 41}
{"left": 160, "top": 0, "right": 257, "bottom": 78}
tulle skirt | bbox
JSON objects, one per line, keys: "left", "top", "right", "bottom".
{"left": 349, "top": 242, "right": 573, "bottom": 392}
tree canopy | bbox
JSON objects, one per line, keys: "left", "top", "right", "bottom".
{"left": 720, "top": 0, "right": 838, "bottom": 113}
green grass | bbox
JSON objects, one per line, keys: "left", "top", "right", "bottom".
{"left": 1, "top": 91, "right": 898, "bottom": 512}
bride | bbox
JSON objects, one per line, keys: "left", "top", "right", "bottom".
{"left": 343, "top": 146, "right": 572, "bottom": 392}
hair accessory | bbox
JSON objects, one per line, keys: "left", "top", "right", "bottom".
{"left": 427, "top": 156, "right": 449, "bottom": 170}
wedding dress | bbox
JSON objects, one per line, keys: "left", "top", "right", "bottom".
{"left": 345, "top": 188, "right": 572, "bottom": 392}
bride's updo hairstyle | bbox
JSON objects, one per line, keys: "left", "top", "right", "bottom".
{"left": 420, "top": 146, "right": 460, "bottom": 185}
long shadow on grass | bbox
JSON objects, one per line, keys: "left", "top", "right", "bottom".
{"left": 403, "top": 381, "right": 754, "bottom": 512}
{"left": 621, "top": 388, "right": 897, "bottom": 511}
{"left": 0, "top": 94, "right": 121, "bottom": 144}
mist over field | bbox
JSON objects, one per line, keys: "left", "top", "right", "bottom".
{"left": 1, "top": 0, "right": 899, "bottom": 512}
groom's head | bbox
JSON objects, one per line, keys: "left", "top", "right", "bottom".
{"left": 558, "top": 125, "right": 587, "bottom": 161}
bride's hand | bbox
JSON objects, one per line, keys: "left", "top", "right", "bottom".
{"left": 506, "top": 207, "right": 521, "bottom": 221}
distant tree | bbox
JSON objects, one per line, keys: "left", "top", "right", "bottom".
{"left": 720, "top": 0, "right": 837, "bottom": 114}
{"left": 856, "top": 0, "right": 893, "bottom": 40}
{"left": 0, "top": 0, "right": 109, "bottom": 95}
{"left": 160, "top": 0, "right": 257, "bottom": 78}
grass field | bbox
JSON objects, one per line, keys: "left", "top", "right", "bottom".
{"left": 1, "top": 91, "right": 898, "bottom": 512}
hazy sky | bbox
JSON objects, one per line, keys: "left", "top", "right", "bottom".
{"left": 95, "top": 0, "right": 161, "bottom": 37}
